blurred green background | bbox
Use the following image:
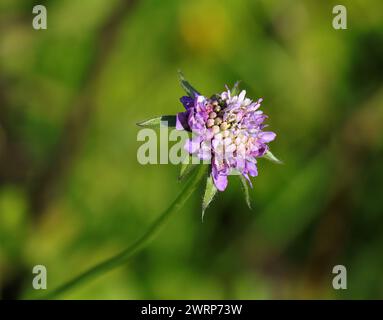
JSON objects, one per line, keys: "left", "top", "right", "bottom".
{"left": 1, "top": 0, "right": 383, "bottom": 299}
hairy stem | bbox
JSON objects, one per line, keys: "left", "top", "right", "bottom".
{"left": 39, "top": 165, "right": 207, "bottom": 299}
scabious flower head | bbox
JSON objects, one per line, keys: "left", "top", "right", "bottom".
{"left": 176, "top": 87, "right": 276, "bottom": 191}
{"left": 138, "top": 73, "right": 280, "bottom": 217}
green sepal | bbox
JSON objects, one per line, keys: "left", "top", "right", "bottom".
{"left": 239, "top": 175, "right": 252, "bottom": 209}
{"left": 231, "top": 81, "right": 241, "bottom": 96}
{"left": 179, "top": 156, "right": 199, "bottom": 181}
{"left": 136, "top": 115, "right": 176, "bottom": 128}
{"left": 178, "top": 70, "right": 200, "bottom": 98}
{"left": 262, "top": 150, "right": 283, "bottom": 164}
{"left": 202, "top": 173, "right": 218, "bottom": 221}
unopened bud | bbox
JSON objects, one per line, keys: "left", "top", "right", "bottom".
{"left": 207, "top": 119, "right": 215, "bottom": 127}
{"left": 212, "top": 125, "right": 220, "bottom": 134}
{"left": 220, "top": 122, "right": 230, "bottom": 131}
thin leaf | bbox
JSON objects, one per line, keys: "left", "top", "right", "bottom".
{"left": 231, "top": 81, "right": 241, "bottom": 96}
{"left": 202, "top": 173, "right": 218, "bottom": 221}
{"left": 178, "top": 70, "right": 200, "bottom": 98}
{"left": 136, "top": 115, "right": 176, "bottom": 128}
{"left": 262, "top": 150, "right": 283, "bottom": 164}
{"left": 179, "top": 156, "right": 199, "bottom": 181}
{"left": 239, "top": 175, "right": 252, "bottom": 209}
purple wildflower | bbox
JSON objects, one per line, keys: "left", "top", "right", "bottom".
{"left": 176, "top": 88, "right": 276, "bottom": 191}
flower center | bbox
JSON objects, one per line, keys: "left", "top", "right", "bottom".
{"left": 204, "top": 98, "right": 251, "bottom": 159}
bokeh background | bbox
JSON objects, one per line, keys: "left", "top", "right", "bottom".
{"left": 1, "top": 0, "right": 383, "bottom": 299}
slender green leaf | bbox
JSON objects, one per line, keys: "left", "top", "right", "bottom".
{"left": 231, "top": 81, "right": 241, "bottom": 96}
{"left": 202, "top": 174, "right": 218, "bottom": 221}
{"left": 136, "top": 115, "right": 176, "bottom": 128}
{"left": 178, "top": 70, "right": 200, "bottom": 98}
{"left": 262, "top": 150, "right": 283, "bottom": 164}
{"left": 239, "top": 175, "right": 252, "bottom": 209}
{"left": 179, "top": 156, "right": 199, "bottom": 181}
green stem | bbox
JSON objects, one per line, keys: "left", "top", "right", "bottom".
{"left": 40, "top": 165, "right": 207, "bottom": 299}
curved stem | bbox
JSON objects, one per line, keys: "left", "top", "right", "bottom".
{"left": 40, "top": 165, "right": 207, "bottom": 299}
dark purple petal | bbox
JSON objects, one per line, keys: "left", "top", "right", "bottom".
{"left": 180, "top": 96, "right": 194, "bottom": 110}
{"left": 176, "top": 111, "right": 190, "bottom": 130}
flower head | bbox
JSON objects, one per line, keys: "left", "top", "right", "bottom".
{"left": 176, "top": 87, "right": 276, "bottom": 191}
{"left": 137, "top": 73, "right": 281, "bottom": 218}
